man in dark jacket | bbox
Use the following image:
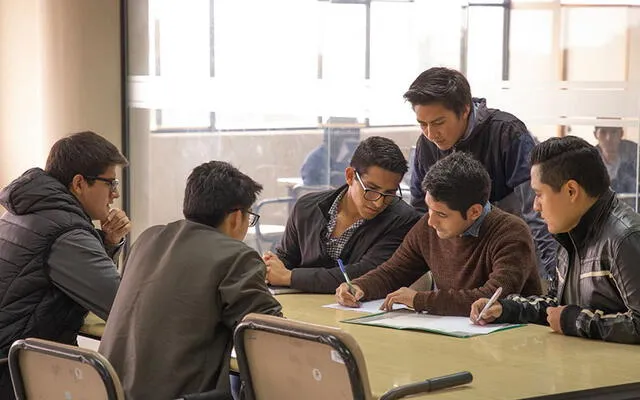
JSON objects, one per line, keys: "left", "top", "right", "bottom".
{"left": 405, "top": 67, "right": 557, "bottom": 282}
{"left": 99, "top": 161, "right": 282, "bottom": 399}
{"left": 264, "top": 136, "right": 420, "bottom": 293}
{"left": 472, "top": 136, "right": 640, "bottom": 345}
{"left": 0, "top": 131, "right": 130, "bottom": 398}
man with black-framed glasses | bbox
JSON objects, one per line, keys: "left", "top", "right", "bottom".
{"left": 0, "top": 131, "right": 130, "bottom": 399}
{"left": 99, "top": 161, "right": 281, "bottom": 399}
{"left": 264, "top": 136, "right": 421, "bottom": 293}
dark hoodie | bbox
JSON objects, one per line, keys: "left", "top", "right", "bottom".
{"left": 0, "top": 168, "right": 120, "bottom": 355}
{"left": 409, "top": 98, "right": 557, "bottom": 281}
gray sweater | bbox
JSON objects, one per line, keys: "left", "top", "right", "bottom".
{"left": 99, "top": 219, "right": 282, "bottom": 399}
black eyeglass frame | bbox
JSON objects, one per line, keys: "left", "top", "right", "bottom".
{"left": 230, "top": 208, "right": 260, "bottom": 227}
{"left": 83, "top": 175, "right": 120, "bottom": 193}
{"left": 354, "top": 171, "right": 402, "bottom": 205}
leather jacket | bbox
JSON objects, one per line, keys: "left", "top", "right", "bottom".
{"left": 498, "top": 190, "right": 640, "bottom": 344}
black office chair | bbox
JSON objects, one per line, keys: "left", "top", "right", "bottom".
{"left": 234, "top": 313, "right": 472, "bottom": 400}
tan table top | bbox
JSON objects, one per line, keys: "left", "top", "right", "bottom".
{"left": 275, "top": 294, "right": 640, "bottom": 399}
{"left": 80, "top": 294, "right": 640, "bottom": 399}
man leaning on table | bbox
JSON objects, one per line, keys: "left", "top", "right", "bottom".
{"left": 336, "top": 151, "right": 541, "bottom": 316}
{"left": 264, "top": 136, "right": 420, "bottom": 293}
{"left": 472, "top": 136, "right": 640, "bottom": 345}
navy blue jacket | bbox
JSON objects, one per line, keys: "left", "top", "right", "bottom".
{"left": 410, "top": 98, "right": 557, "bottom": 280}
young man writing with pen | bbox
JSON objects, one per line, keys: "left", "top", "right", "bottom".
{"left": 335, "top": 152, "right": 542, "bottom": 316}
{"left": 264, "top": 136, "right": 421, "bottom": 293}
{"left": 471, "top": 137, "right": 640, "bottom": 344}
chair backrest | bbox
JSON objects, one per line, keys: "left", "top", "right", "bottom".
{"left": 234, "top": 313, "right": 373, "bottom": 400}
{"left": 402, "top": 145, "right": 416, "bottom": 188}
{"left": 8, "top": 338, "right": 124, "bottom": 400}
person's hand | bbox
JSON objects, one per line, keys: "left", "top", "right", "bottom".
{"left": 100, "top": 208, "right": 131, "bottom": 246}
{"left": 262, "top": 250, "right": 276, "bottom": 262}
{"left": 381, "top": 287, "right": 417, "bottom": 311}
{"left": 470, "top": 298, "right": 503, "bottom": 325}
{"left": 264, "top": 254, "right": 292, "bottom": 286}
{"left": 335, "top": 283, "right": 364, "bottom": 307}
{"left": 546, "top": 306, "right": 566, "bottom": 334}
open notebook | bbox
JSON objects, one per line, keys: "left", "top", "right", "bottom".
{"left": 342, "top": 309, "right": 522, "bottom": 338}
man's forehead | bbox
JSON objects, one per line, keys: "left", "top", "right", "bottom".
{"left": 425, "top": 192, "right": 451, "bottom": 211}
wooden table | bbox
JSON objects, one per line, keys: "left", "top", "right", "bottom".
{"left": 275, "top": 294, "right": 640, "bottom": 399}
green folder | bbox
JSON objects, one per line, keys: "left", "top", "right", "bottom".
{"left": 342, "top": 309, "right": 523, "bottom": 338}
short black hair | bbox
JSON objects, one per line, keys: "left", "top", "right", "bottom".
{"left": 350, "top": 136, "right": 408, "bottom": 176}
{"left": 530, "top": 136, "right": 610, "bottom": 197}
{"left": 45, "top": 131, "right": 129, "bottom": 188}
{"left": 403, "top": 67, "right": 472, "bottom": 118}
{"left": 421, "top": 152, "right": 491, "bottom": 219}
{"left": 183, "top": 161, "right": 263, "bottom": 228}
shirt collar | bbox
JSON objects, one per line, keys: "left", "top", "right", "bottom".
{"left": 461, "top": 201, "right": 491, "bottom": 237}
{"left": 459, "top": 102, "right": 478, "bottom": 142}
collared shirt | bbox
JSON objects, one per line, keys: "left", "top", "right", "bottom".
{"left": 459, "top": 102, "right": 479, "bottom": 143}
{"left": 324, "top": 189, "right": 365, "bottom": 261}
{"left": 461, "top": 202, "right": 491, "bottom": 237}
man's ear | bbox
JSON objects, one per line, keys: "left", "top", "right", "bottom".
{"left": 461, "top": 104, "right": 471, "bottom": 120}
{"left": 345, "top": 167, "right": 355, "bottom": 185}
{"left": 229, "top": 209, "right": 243, "bottom": 231}
{"left": 69, "top": 174, "right": 85, "bottom": 196}
{"left": 566, "top": 180, "right": 580, "bottom": 200}
{"left": 466, "top": 203, "right": 484, "bottom": 221}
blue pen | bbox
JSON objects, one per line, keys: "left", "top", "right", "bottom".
{"left": 337, "top": 258, "right": 355, "bottom": 295}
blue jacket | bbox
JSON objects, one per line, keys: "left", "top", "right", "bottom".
{"left": 410, "top": 98, "right": 557, "bottom": 280}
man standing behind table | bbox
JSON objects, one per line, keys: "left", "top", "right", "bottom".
{"left": 405, "top": 67, "right": 557, "bottom": 283}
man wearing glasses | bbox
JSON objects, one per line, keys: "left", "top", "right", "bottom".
{"left": 264, "top": 136, "right": 421, "bottom": 293}
{"left": 99, "top": 161, "right": 282, "bottom": 399}
{"left": 0, "top": 131, "right": 129, "bottom": 399}
{"left": 336, "top": 152, "right": 541, "bottom": 316}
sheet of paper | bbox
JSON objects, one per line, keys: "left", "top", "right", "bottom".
{"left": 322, "top": 299, "right": 407, "bottom": 314}
{"left": 343, "top": 310, "right": 521, "bottom": 337}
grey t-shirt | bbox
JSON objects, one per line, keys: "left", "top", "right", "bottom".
{"left": 47, "top": 229, "right": 122, "bottom": 320}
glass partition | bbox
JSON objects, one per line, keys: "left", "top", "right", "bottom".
{"left": 126, "top": 0, "right": 640, "bottom": 252}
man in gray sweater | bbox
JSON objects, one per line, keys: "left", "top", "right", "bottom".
{"left": 0, "top": 131, "right": 130, "bottom": 399}
{"left": 99, "top": 161, "right": 282, "bottom": 399}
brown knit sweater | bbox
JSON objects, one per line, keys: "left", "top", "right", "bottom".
{"left": 352, "top": 207, "right": 542, "bottom": 316}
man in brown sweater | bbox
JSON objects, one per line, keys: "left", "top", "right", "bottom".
{"left": 336, "top": 152, "right": 542, "bottom": 316}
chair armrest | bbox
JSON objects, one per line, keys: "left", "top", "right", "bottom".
{"left": 175, "top": 389, "right": 233, "bottom": 400}
{"left": 379, "top": 371, "right": 473, "bottom": 400}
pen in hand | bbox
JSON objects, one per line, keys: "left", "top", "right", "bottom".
{"left": 475, "top": 287, "right": 503, "bottom": 323}
{"left": 337, "top": 258, "right": 355, "bottom": 296}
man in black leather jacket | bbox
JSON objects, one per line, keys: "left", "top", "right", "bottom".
{"left": 471, "top": 136, "right": 640, "bottom": 344}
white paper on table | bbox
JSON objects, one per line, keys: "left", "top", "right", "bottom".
{"left": 322, "top": 299, "right": 408, "bottom": 314}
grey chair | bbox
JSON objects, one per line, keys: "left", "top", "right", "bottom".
{"left": 234, "top": 313, "right": 472, "bottom": 400}
{"left": 252, "top": 184, "right": 331, "bottom": 254}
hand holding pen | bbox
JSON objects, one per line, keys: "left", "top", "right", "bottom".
{"left": 470, "top": 287, "right": 503, "bottom": 325}
{"left": 335, "top": 259, "right": 364, "bottom": 307}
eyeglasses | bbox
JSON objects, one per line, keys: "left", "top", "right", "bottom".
{"left": 230, "top": 209, "right": 260, "bottom": 227}
{"left": 355, "top": 171, "right": 402, "bottom": 205}
{"left": 84, "top": 176, "right": 120, "bottom": 193}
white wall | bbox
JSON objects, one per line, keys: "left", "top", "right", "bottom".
{"left": 0, "top": 0, "right": 122, "bottom": 190}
